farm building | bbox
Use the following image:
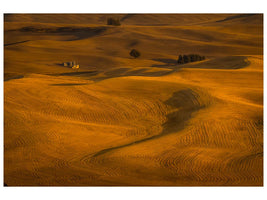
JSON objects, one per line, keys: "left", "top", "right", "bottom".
{"left": 63, "top": 61, "right": 79, "bottom": 69}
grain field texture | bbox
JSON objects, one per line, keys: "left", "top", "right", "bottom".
{"left": 4, "top": 14, "right": 263, "bottom": 186}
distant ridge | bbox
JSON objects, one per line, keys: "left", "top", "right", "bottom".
{"left": 216, "top": 14, "right": 258, "bottom": 22}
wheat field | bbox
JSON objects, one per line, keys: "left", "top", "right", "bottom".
{"left": 4, "top": 14, "right": 263, "bottom": 186}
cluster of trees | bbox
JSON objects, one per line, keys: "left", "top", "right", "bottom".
{"left": 177, "top": 54, "right": 205, "bottom": 64}
{"left": 107, "top": 17, "right": 121, "bottom": 26}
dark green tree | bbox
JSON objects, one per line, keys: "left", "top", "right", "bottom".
{"left": 183, "top": 55, "right": 190, "bottom": 63}
{"left": 177, "top": 55, "right": 184, "bottom": 64}
{"left": 130, "top": 49, "right": 141, "bottom": 58}
{"left": 107, "top": 17, "right": 121, "bottom": 26}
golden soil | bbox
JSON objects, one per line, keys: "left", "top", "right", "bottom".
{"left": 4, "top": 14, "right": 263, "bottom": 186}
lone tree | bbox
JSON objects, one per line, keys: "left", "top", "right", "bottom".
{"left": 107, "top": 17, "right": 121, "bottom": 26}
{"left": 130, "top": 49, "right": 141, "bottom": 58}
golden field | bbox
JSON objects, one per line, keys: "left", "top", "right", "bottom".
{"left": 4, "top": 14, "right": 263, "bottom": 186}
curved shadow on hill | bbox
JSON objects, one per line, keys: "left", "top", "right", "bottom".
{"left": 216, "top": 14, "right": 256, "bottom": 23}
{"left": 4, "top": 73, "right": 24, "bottom": 81}
{"left": 151, "top": 58, "right": 178, "bottom": 69}
{"left": 4, "top": 40, "right": 31, "bottom": 46}
{"left": 92, "top": 89, "right": 204, "bottom": 157}
{"left": 180, "top": 56, "right": 250, "bottom": 69}
{"left": 49, "top": 71, "right": 99, "bottom": 77}
{"left": 17, "top": 26, "right": 107, "bottom": 41}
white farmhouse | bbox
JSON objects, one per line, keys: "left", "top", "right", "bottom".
{"left": 63, "top": 61, "right": 79, "bottom": 69}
